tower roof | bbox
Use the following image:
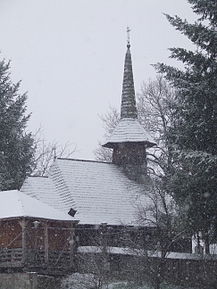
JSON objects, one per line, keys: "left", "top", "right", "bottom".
{"left": 102, "top": 118, "right": 155, "bottom": 148}
{"left": 103, "top": 30, "right": 156, "bottom": 149}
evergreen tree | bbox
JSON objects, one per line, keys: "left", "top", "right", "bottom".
{"left": 155, "top": 0, "right": 217, "bottom": 252}
{"left": 0, "top": 58, "right": 35, "bottom": 190}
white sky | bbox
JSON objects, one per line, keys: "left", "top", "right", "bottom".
{"left": 0, "top": 0, "right": 195, "bottom": 159}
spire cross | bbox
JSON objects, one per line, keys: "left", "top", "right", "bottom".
{"left": 127, "top": 27, "right": 131, "bottom": 48}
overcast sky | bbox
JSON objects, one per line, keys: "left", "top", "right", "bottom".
{"left": 0, "top": 0, "right": 196, "bottom": 159}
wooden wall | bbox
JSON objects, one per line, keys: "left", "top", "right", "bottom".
{"left": 0, "top": 218, "right": 76, "bottom": 275}
{"left": 0, "top": 220, "right": 22, "bottom": 249}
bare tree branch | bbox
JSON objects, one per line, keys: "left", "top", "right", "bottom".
{"left": 32, "top": 129, "right": 76, "bottom": 176}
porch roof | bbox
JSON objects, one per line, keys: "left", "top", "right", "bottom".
{"left": 0, "top": 190, "right": 77, "bottom": 222}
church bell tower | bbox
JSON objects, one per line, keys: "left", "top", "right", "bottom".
{"left": 103, "top": 29, "right": 155, "bottom": 182}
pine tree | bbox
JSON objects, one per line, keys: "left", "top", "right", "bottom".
{"left": 155, "top": 0, "right": 217, "bottom": 252}
{"left": 0, "top": 58, "right": 35, "bottom": 190}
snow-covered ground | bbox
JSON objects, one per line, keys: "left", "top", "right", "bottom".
{"left": 60, "top": 273, "right": 195, "bottom": 289}
{"left": 78, "top": 246, "right": 217, "bottom": 260}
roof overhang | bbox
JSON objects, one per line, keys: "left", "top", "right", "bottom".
{"left": 103, "top": 140, "right": 156, "bottom": 149}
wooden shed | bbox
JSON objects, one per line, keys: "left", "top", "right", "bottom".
{"left": 0, "top": 190, "right": 78, "bottom": 275}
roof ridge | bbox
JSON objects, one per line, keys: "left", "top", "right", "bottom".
{"left": 57, "top": 157, "right": 112, "bottom": 164}
{"left": 26, "top": 175, "right": 49, "bottom": 178}
{"left": 49, "top": 160, "right": 77, "bottom": 209}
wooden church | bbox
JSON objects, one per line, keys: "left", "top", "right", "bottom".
{"left": 0, "top": 37, "right": 192, "bottom": 277}
{"left": 21, "top": 39, "right": 190, "bottom": 253}
{"left": 21, "top": 39, "right": 157, "bottom": 248}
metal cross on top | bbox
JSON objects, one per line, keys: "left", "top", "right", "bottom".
{"left": 127, "top": 26, "right": 131, "bottom": 48}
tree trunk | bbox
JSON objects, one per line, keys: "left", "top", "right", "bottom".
{"left": 154, "top": 258, "right": 164, "bottom": 289}
{"left": 154, "top": 279, "right": 161, "bottom": 289}
{"left": 204, "top": 233, "right": 210, "bottom": 255}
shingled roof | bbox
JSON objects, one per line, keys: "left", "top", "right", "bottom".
{"left": 120, "top": 41, "right": 137, "bottom": 119}
{"left": 0, "top": 190, "right": 76, "bottom": 221}
{"left": 21, "top": 158, "right": 152, "bottom": 226}
{"left": 103, "top": 118, "right": 155, "bottom": 148}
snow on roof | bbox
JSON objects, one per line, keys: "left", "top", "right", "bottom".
{"left": 103, "top": 118, "right": 156, "bottom": 148}
{"left": 21, "top": 175, "right": 76, "bottom": 213}
{"left": 0, "top": 190, "right": 76, "bottom": 221}
{"left": 21, "top": 159, "right": 152, "bottom": 226}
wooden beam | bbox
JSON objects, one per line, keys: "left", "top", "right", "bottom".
{"left": 44, "top": 221, "right": 49, "bottom": 264}
{"left": 18, "top": 219, "right": 26, "bottom": 265}
{"left": 69, "top": 225, "right": 75, "bottom": 268}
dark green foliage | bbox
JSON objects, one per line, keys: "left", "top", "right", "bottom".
{"left": 155, "top": 0, "right": 217, "bottom": 241}
{"left": 0, "top": 58, "right": 35, "bottom": 190}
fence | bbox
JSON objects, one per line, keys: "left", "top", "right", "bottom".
{"left": 0, "top": 248, "right": 73, "bottom": 275}
{"left": 77, "top": 246, "right": 217, "bottom": 288}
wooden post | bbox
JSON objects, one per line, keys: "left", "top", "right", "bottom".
{"left": 69, "top": 224, "right": 76, "bottom": 268}
{"left": 19, "top": 218, "right": 27, "bottom": 265}
{"left": 44, "top": 221, "right": 49, "bottom": 264}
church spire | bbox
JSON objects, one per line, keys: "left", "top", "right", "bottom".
{"left": 103, "top": 31, "right": 156, "bottom": 182}
{"left": 120, "top": 27, "right": 138, "bottom": 119}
